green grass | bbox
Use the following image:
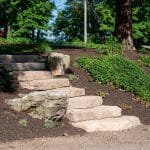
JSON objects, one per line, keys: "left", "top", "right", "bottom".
{"left": 77, "top": 56, "right": 150, "bottom": 101}
{"left": 0, "top": 38, "right": 52, "bottom": 54}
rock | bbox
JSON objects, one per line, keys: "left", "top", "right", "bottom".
{"left": 72, "top": 116, "right": 141, "bottom": 132}
{"left": 68, "top": 96, "right": 103, "bottom": 110}
{"left": 66, "top": 105, "right": 121, "bottom": 122}
{"left": 19, "top": 78, "right": 70, "bottom": 90}
{"left": 6, "top": 98, "right": 22, "bottom": 111}
{"left": 0, "top": 55, "right": 45, "bottom": 63}
{"left": 50, "top": 87, "right": 85, "bottom": 98}
{"left": 6, "top": 90, "right": 68, "bottom": 120}
{"left": 11, "top": 71, "right": 52, "bottom": 81}
{"left": 48, "top": 52, "right": 70, "bottom": 76}
{"left": 0, "top": 63, "right": 46, "bottom": 71}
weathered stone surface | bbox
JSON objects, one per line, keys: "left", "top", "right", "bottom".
{"left": 48, "top": 52, "right": 70, "bottom": 76}
{"left": 19, "top": 78, "right": 70, "bottom": 90}
{"left": 50, "top": 87, "right": 85, "bottom": 98}
{"left": 11, "top": 71, "right": 53, "bottom": 81}
{"left": 0, "top": 55, "right": 45, "bottom": 63}
{"left": 66, "top": 105, "right": 121, "bottom": 122}
{"left": 0, "top": 63, "right": 46, "bottom": 71}
{"left": 6, "top": 90, "right": 68, "bottom": 120}
{"left": 68, "top": 96, "right": 103, "bottom": 110}
{"left": 72, "top": 116, "right": 141, "bottom": 132}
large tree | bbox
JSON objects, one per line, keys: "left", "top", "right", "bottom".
{"left": 0, "top": 0, "right": 54, "bottom": 40}
{"left": 114, "top": 0, "right": 136, "bottom": 51}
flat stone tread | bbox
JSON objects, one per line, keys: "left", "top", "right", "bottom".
{"left": 0, "top": 63, "right": 46, "bottom": 71}
{"left": 11, "top": 71, "right": 53, "bottom": 81}
{"left": 0, "top": 55, "right": 45, "bottom": 63}
{"left": 50, "top": 87, "right": 85, "bottom": 98}
{"left": 72, "top": 116, "right": 141, "bottom": 132}
{"left": 20, "top": 78, "right": 70, "bottom": 90}
{"left": 66, "top": 105, "right": 121, "bottom": 122}
{"left": 68, "top": 96, "right": 103, "bottom": 109}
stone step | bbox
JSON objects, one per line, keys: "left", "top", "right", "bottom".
{"left": 49, "top": 87, "right": 85, "bottom": 98}
{"left": 66, "top": 105, "right": 121, "bottom": 122}
{"left": 0, "top": 55, "right": 46, "bottom": 63}
{"left": 10, "top": 71, "right": 53, "bottom": 81}
{"left": 71, "top": 116, "right": 141, "bottom": 132}
{"left": 0, "top": 63, "right": 46, "bottom": 71}
{"left": 19, "top": 78, "right": 70, "bottom": 90}
{"left": 68, "top": 96, "right": 103, "bottom": 110}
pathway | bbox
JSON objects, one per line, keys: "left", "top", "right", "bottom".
{"left": 0, "top": 125, "right": 150, "bottom": 150}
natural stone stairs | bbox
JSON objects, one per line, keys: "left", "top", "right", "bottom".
{"left": 2, "top": 54, "right": 141, "bottom": 132}
{"left": 0, "top": 54, "right": 47, "bottom": 71}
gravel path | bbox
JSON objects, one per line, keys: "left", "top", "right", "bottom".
{"left": 1, "top": 125, "right": 150, "bottom": 150}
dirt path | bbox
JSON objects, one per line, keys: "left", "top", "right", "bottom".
{"left": 0, "top": 125, "right": 150, "bottom": 150}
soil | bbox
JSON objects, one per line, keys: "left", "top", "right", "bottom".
{"left": 0, "top": 48, "right": 149, "bottom": 143}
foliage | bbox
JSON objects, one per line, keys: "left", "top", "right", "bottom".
{"left": 77, "top": 56, "right": 150, "bottom": 101}
{"left": 53, "top": 0, "right": 149, "bottom": 46}
{"left": 43, "top": 120, "right": 55, "bottom": 129}
{"left": 53, "top": 0, "right": 114, "bottom": 42}
{"left": 0, "top": 37, "right": 32, "bottom": 45}
{"left": 139, "top": 56, "right": 150, "bottom": 67}
{"left": 0, "top": 0, "right": 55, "bottom": 39}
{"left": 36, "top": 41, "right": 52, "bottom": 54}
{"left": 132, "top": 0, "right": 150, "bottom": 45}
{"left": 18, "top": 119, "right": 28, "bottom": 127}
{"left": 0, "top": 38, "right": 52, "bottom": 54}
{"left": 96, "top": 38, "right": 123, "bottom": 55}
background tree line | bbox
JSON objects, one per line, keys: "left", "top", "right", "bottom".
{"left": 53, "top": 0, "right": 150, "bottom": 49}
{"left": 0, "top": 0, "right": 54, "bottom": 41}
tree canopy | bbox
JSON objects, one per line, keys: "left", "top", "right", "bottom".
{"left": 53, "top": 0, "right": 149, "bottom": 46}
{"left": 0, "top": 0, "right": 55, "bottom": 40}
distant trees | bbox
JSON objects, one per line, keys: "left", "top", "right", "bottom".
{"left": 53, "top": 0, "right": 149, "bottom": 48}
{"left": 0, "top": 0, "right": 54, "bottom": 40}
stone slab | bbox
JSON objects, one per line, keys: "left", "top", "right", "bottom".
{"left": 72, "top": 116, "right": 141, "bottom": 132}
{"left": 11, "top": 71, "right": 53, "bottom": 81}
{"left": 66, "top": 105, "right": 121, "bottom": 122}
{"left": 19, "top": 78, "right": 70, "bottom": 90}
{"left": 0, "top": 63, "right": 46, "bottom": 71}
{"left": 50, "top": 87, "right": 85, "bottom": 98}
{"left": 68, "top": 96, "right": 103, "bottom": 110}
{"left": 0, "top": 55, "right": 45, "bottom": 63}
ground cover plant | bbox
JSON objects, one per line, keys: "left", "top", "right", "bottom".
{"left": 139, "top": 56, "right": 150, "bottom": 67}
{"left": 77, "top": 56, "right": 150, "bottom": 102}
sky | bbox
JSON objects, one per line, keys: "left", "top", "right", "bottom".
{"left": 47, "top": 0, "right": 66, "bottom": 40}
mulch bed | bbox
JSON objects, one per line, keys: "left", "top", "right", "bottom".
{"left": 0, "top": 48, "right": 149, "bottom": 142}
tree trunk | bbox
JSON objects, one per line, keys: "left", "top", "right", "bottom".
{"left": 3, "top": 21, "right": 8, "bottom": 38}
{"left": 32, "top": 29, "right": 35, "bottom": 41}
{"left": 7, "top": 23, "right": 11, "bottom": 38}
{"left": 114, "top": 0, "right": 136, "bottom": 51}
{"left": 36, "top": 30, "right": 40, "bottom": 41}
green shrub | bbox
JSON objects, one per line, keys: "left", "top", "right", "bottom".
{"left": 0, "top": 37, "right": 32, "bottom": 45}
{"left": 43, "top": 120, "right": 55, "bottom": 129}
{"left": 77, "top": 56, "right": 150, "bottom": 101}
{"left": 96, "top": 39, "right": 123, "bottom": 56}
{"left": 36, "top": 41, "right": 52, "bottom": 53}
{"left": 140, "top": 56, "right": 150, "bottom": 67}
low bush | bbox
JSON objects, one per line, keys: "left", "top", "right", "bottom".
{"left": 96, "top": 39, "right": 123, "bottom": 56}
{"left": 0, "top": 37, "right": 32, "bottom": 45}
{"left": 77, "top": 56, "right": 150, "bottom": 101}
{"left": 36, "top": 41, "right": 52, "bottom": 53}
{"left": 139, "top": 56, "right": 150, "bottom": 67}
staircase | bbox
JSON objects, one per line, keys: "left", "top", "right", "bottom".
{"left": 1, "top": 54, "right": 141, "bottom": 132}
